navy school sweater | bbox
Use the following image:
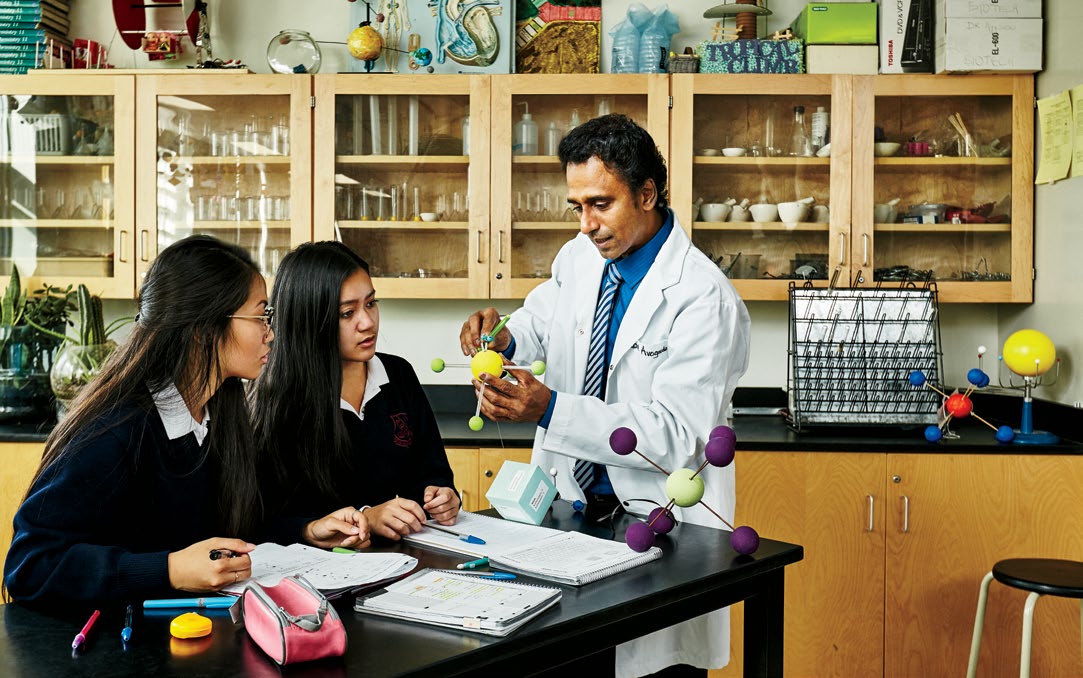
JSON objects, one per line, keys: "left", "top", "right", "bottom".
{"left": 4, "top": 396, "right": 220, "bottom": 606}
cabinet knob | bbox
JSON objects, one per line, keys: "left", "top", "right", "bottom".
{"left": 484, "top": 469, "right": 493, "bottom": 477}
{"left": 494, "top": 273, "right": 503, "bottom": 280}
{"left": 892, "top": 475, "right": 901, "bottom": 483}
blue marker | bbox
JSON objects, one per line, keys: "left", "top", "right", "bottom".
{"left": 424, "top": 522, "right": 486, "bottom": 545}
{"left": 143, "top": 597, "right": 236, "bottom": 609}
{"left": 121, "top": 604, "right": 133, "bottom": 643}
{"left": 466, "top": 572, "right": 516, "bottom": 580}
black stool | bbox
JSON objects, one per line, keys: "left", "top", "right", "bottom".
{"left": 967, "top": 558, "right": 1083, "bottom": 678}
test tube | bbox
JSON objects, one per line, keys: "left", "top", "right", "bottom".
{"left": 413, "top": 186, "right": 420, "bottom": 221}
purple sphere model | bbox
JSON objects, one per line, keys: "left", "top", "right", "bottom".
{"left": 648, "top": 506, "right": 676, "bottom": 535}
{"left": 705, "top": 436, "right": 736, "bottom": 467}
{"left": 730, "top": 526, "right": 760, "bottom": 555}
{"left": 625, "top": 521, "right": 655, "bottom": 552}
{"left": 609, "top": 427, "right": 637, "bottom": 455}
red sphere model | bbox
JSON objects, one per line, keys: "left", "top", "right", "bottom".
{"left": 945, "top": 392, "right": 973, "bottom": 418}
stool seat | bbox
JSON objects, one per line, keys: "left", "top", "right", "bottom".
{"left": 993, "top": 558, "right": 1083, "bottom": 598}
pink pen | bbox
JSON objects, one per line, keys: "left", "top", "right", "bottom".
{"left": 72, "top": 609, "right": 101, "bottom": 651}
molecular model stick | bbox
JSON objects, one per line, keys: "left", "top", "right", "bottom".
{"left": 908, "top": 346, "right": 1015, "bottom": 444}
{"left": 608, "top": 425, "right": 760, "bottom": 555}
{"left": 431, "top": 315, "right": 546, "bottom": 431}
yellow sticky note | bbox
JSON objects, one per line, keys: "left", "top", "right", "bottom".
{"left": 1035, "top": 90, "right": 1072, "bottom": 185}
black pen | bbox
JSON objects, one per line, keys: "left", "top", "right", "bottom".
{"left": 121, "top": 604, "right": 133, "bottom": 643}
{"left": 209, "top": 548, "right": 237, "bottom": 560}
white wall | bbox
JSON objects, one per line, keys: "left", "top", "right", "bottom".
{"left": 79, "top": 1, "right": 1025, "bottom": 395}
{"left": 1000, "top": 0, "right": 1083, "bottom": 408}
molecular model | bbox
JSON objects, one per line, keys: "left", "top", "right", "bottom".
{"left": 908, "top": 356, "right": 1014, "bottom": 444}
{"left": 608, "top": 425, "right": 760, "bottom": 556}
{"left": 431, "top": 315, "right": 546, "bottom": 431}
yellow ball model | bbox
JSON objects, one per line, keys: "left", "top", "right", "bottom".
{"left": 1002, "top": 329, "right": 1056, "bottom": 376}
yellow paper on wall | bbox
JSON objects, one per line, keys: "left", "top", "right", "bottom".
{"left": 1071, "top": 85, "right": 1083, "bottom": 179}
{"left": 1035, "top": 90, "right": 1072, "bottom": 184}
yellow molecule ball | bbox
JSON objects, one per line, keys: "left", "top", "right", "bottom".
{"left": 430, "top": 358, "right": 445, "bottom": 373}
{"left": 1002, "top": 329, "right": 1056, "bottom": 377}
{"left": 468, "top": 415, "right": 484, "bottom": 431}
{"left": 470, "top": 349, "right": 503, "bottom": 380}
{"left": 531, "top": 360, "right": 546, "bottom": 375}
{"left": 347, "top": 24, "right": 383, "bottom": 61}
{"left": 665, "top": 468, "right": 705, "bottom": 507}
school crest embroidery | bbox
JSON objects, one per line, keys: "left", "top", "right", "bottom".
{"left": 390, "top": 413, "right": 413, "bottom": 447}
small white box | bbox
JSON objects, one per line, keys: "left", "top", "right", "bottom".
{"left": 938, "top": 0, "right": 1042, "bottom": 19}
{"left": 807, "top": 45, "right": 879, "bottom": 74}
{"left": 484, "top": 461, "right": 557, "bottom": 525}
{"left": 880, "top": 0, "right": 934, "bottom": 74}
{"left": 935, "top": 17, "right": 1042, "bottom": 73}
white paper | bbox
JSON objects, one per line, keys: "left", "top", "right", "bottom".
{"left": 222, "top": 543, "right": 416, "bottom": 594}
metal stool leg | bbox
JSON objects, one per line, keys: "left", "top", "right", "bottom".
{"left": 1020, "top": 591, "right": 1041, "bottom": 678}
{"left": 968, "top": 571, "right": 995, "bottom": 678}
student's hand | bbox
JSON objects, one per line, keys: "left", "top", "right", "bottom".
{"left": 474, "top": 357, "right": 551, "bottom": 423}
{"left": 423, "top": 486, "right": 461, "bottom": 524}
{"left": 167, "top": 538, "right": 255, "bottom": 593}
{"left": 461, "top": 307, "right": 509, "bottom": 355}
{"left": 365, "top": 498, "right": 428, "bottom": 541}
{"left": 302, "top": 506, "right": 371, "bottom": 549}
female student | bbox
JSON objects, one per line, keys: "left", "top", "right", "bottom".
{"left": 3, "top": 236, "right": 366, "bottom": 605}
{"left": 254, "top": 241, "right": 459, "bottom": 543}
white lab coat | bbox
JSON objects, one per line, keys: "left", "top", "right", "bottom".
{"left": 507, "top": 216, "right": 751, "bottom": 677}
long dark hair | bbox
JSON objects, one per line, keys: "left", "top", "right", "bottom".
{"left": 253, "top": 241, "right": 371, "bottom": 498}
{"left": 30, "top": 235, "right": 264, "bottom": 537}
{"left": 558, "top": 113, "right": 669, "bottom": 212}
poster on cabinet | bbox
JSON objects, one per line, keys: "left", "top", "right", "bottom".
{"left": 356, "top": 0, "right": 514, "bottom": 74}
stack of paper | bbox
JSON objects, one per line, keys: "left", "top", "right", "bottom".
{"left": 404, "top": 512, "right": 663, "bottom": 586}
{"left": 355, "top": 569, "right": 561, "bottom": 637}
{"left": 223, "top": 543, "right": 418, "bottom": 599}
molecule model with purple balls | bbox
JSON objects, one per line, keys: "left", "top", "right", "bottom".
{"left": 609, "top": 425, "right": 760, "bottom": 556}
{"left": 907, "top": 345, "right": 1014, "bottom": 444}
{"left": 430, "top": 314, "right": 546, "bottom": 431}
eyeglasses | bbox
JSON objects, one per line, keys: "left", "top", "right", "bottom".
{"left": 228, "top": 305, "right": 275, "bottom": 337}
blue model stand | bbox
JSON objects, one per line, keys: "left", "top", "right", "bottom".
{"left": 1012, "top": 387, "right": 1060, "bottom": 445}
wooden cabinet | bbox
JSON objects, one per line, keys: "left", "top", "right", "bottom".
{"left": 312, "top": 75, "right": 491, "bottom": 298}
{"left": 0, "top": 442, "right": 45, "bottom": 576}
{"left": 135, "top": 73, "right": 314, "bottom": 283}
{"left": 671, "top": 74, "right": 1033, "bottom": 303}
{"left": 444, "top": 446, "right": 532, "bottom": 512}
{"left": 0, "top": 74, "right": 136, "bottom": 297}
{"left": 716, "top": 451, "right": 1083, "bottom": 678}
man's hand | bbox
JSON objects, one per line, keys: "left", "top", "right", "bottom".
{"left": 460, "top": 307, "right": 509, "bottom": 355}
{"left": 475, "top": 357, "right": 551, "bottom": 422}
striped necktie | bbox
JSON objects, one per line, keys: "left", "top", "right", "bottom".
{"left": 573, "top": 263, "right": 623, "bottom": 494}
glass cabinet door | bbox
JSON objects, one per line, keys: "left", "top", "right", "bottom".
{"left": 856, "top": 75, "right": 1032, "bottom": 302}
{"left": 490, "top": 74, "right": 670, "bottom": 299}
{"left": 670, "top": 74, "right": 851, "bottom": 302}
{"left": 313, "top": 75, "right": 489, "bottom": 299}
{"left": 0, "top": 74, "right": 135, "bottom": 297}
{"left": 135, "top": 74, "right": 312, "bottom": 284}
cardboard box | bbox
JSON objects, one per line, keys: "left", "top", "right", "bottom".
{"left": 880, "top": 0, "right": 934, "bottom": 73}
{"left": 697, "top": 39, "right": 804, "bottom": 74}
{"left": 938, "top": 0, "right": 1042, "bottom": 18}
{"left": 935, "top": 17, "right": 1042, "bottom": 73}
{"left": 790, "top": 3, "right": 878, "bottom": 45}
{"left": 484, "top": 461, "right": 557, "bottom": 525}
{"left": 806, "top": 45, "right": 879, "bottom": 74}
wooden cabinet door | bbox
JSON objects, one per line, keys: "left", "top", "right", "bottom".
{"left": 886, "top": 454, "right": 1083, "bottom": 678}
{"left": 715, "top": 451, "right": 886, "bottom": 678}
{"left": 444, "top": 447, "right": 479, "bottom": 512}
{"left": 478, "top": 447, "right": 533, "bottom": 510}
{"left": 0, "top": 442, "right": 45, "bottom": 578}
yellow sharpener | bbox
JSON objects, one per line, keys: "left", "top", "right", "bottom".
{"left": 170, "top": 612, "right": 213, "bottom": 639}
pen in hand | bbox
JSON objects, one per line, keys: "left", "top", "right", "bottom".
{"left": 209, "top": 548, "right": 238, "bottom": 560}
{"left": 423, "top": 522, "right": 486, "bottom": 545}
{"left": 72, "top": 609, "right": 100, "bottom": 651}
{"left": 121, "top": 604, "right": 133, "bottom": 644}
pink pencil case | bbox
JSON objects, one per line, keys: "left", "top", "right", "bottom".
{"left": 231, "top": 575, "right": 346, "bottom": 665}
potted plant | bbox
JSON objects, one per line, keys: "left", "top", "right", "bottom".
{"left": 0, "top": 267, "right": 74, "bottom": 422}
{"left": 48, "top": 283, "right": 132, "bottom": 417}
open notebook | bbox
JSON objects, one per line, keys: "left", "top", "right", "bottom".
{"left": 222, "top": 543, "right": 418, "bottom": 598}
{"left": 355, "top": 568, "right": 561, "bottom": 637}
{"left": 403, "top": 511, "right": 662, "bottom": 586}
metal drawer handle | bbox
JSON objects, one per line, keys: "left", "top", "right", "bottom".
{"left": 866, "top": 495, "right": 875, "bottom": 532}
{"left": 476, "top": 230, "right": 483, "bottom": 264}
{"left": 901, "top": 495, "right": 910, "bottom": 533}
{"left": 862, "top": 233, "right": 869, "bottom": 266}
{"left": 838, "top": 233, "right": 846, "bottom": 265}
{"left": 119, "top": 230, "right": 129, "bottom": 263}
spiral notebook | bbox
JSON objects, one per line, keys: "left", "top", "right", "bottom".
{"left": 403, "top": 511, "right": 662, "bottom": 586}
{"left": 354, "top": 568, "right": 561, "bottom": 637}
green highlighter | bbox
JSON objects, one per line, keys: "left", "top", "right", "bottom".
{"left": 333, "top": 547, "right": 359, "bottom": 554}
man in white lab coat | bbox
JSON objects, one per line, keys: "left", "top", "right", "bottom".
{"left": 460, "top": 114, "right": 751, "bottom": 678}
